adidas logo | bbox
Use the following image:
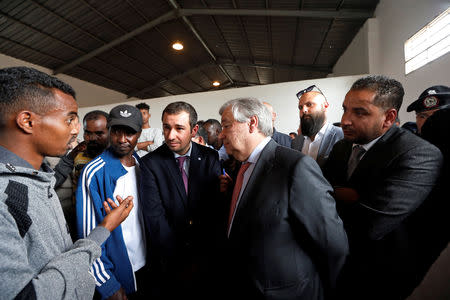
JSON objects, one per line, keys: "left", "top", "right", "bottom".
{"left": 120, "top": 110, "right": 132, "bottom": 117}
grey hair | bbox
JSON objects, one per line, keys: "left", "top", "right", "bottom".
{"left": 219, "top": 97, "right": 273, "bottom": 137}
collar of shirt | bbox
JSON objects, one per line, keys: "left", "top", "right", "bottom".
{"left": 352, "top": 131, "right": 385, "bottom": 159}
{"left": 173, "top": 142, "right": 192, "bottom": 176}
{"left": 302, "top": 122, "right": 329, "bottom": 159}
{"left": 240, "top": 136, "right": 271, "bottom": 191}
{"left": 231, "top": 136, "right": 272, "bottom": 230}
{"left": 304, "top": 122, "right": 329, "bottom": 143}
{"left": 246, "top": 136, "right": 272, "bottom": 165}
{"left": 0, "top": 145, "right": 34, "bottom": 169}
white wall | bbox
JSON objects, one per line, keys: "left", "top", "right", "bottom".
{"left": 79, "top": 75, "right": 364, "bottom": 138}
{"left": 332, "top": 19, "right": 370, "bottom": 76}
{"left": 333, "top": 0, "right": 450, "bottom": 123}
{"left": 1, "top": 51, "right": 363, "bottom": 140}
{"left": 0, "top": 53, "right": 139, "bottom": 107}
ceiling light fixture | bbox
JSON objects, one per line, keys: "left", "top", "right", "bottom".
{"left": 172, "top": 42, "right": 183, "bottom": 51}
{"left": 212, "top": 81, "right": 220, "bottom": 87}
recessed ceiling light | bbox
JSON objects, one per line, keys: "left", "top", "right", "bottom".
{"left": 172, "top": 42, "right": 183, "bottom": 50}
{"left": 212, "top": 81, "right": 220, "bottom": 87}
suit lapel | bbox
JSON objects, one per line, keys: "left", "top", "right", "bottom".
{"left": 317, "top": 126, "right": 334, "bottom": 163}
{"left": 232, "top": 140, "right": 276, "bottom": 232}
{"left": 188, "top": 143, "right": 201, "bottom": 203}
{"left": 350, "top": 126, "right": 398, "bottom": 181}
{"left": 163, "top": 145, "right": 188, "bottom": 205}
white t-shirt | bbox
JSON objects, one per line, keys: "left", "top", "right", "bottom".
{"left": 136, "top": 127, "right": 164, "bottom": 157}
{"left": 113, "top": 161, "right": 146, "bottom": 272}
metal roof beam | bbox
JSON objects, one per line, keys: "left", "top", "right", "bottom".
{"left": 127, "top": 64, "right": 212, "bottom": 98}
{"left": 167, "top": 0, "right": 234, "bottom": 85}
{"left": 179, "top": 8, "right": 373, "bottom": 19}
{"left": 50, "top": 6, "right": 369, "bottom": 77}
{"left": 53, "top": 10, "right": 177, "bottom": 75}
{"left": 220, "top": 61, "right": 331, "bottom": 73}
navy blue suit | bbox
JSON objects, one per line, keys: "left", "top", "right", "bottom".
{"left": 272, "top": 128, "right": 292, "bottom": 147}
{"left": 139, "top": 142, "right": 223, "bottom": 298}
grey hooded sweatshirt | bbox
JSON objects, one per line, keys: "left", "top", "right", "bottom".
{"left": 0, "top": 146, "right": 110, "bottom": 299}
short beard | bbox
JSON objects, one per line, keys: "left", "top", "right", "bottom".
{"left": 301, "top": 111, "right": 326, "bottom": 138}
{"left": 86, "top": 143, "right": 105, "bottom": 158}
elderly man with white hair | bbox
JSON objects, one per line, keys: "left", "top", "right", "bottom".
{"left": 218, "top": 97, "right": 348, "bottom": 300}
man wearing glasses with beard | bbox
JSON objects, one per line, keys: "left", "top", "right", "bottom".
{"left": 292, "top": 85, "right": 343, "bottom": 168}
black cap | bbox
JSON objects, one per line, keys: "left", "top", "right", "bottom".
{"left": 407, "top": 85, "right": 450, "bottom": 112}
{"left": 108, "top": 104, "right": 143, "bottom": 132}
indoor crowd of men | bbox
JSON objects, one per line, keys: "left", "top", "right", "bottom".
{"left": 0, "top": 66, "right": 449, "bottom": 300}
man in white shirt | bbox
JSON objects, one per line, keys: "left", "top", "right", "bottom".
{"left": 135, "top": 102, "right": 164, "bottom": 157}
{"left": 292, "top": 85, "right": 343, "bottom": 168}
{"left": 76, "top": 104, "right": 148, "bottom": 299}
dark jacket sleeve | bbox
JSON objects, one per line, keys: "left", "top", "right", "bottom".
{"left": 139, "top": 160, "right": 177, "bottom": 263}
{"left": 289, "top": 155, "right": 349, "bottom": 290}
{"left": 53, "top": 155, "right": 74, "bottom": 188}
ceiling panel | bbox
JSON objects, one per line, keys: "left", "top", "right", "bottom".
{"left": 0, "top": 0, "right": 379, "bottom": 105}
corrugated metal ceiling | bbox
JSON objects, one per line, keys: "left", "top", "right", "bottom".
{"left": 0, "top": 0, "right": 378, "bottom": 104}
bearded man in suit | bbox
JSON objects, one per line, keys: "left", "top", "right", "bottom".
{"left": 292, "top": 85, "right": 343, "bottom": 168}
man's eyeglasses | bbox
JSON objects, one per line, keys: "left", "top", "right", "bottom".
{"left": 296, "top": 85, "right": 327, "bottom": 102}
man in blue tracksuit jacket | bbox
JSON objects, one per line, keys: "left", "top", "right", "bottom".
{"left": 76, "top": 104, "right": 147, "bottom": 299}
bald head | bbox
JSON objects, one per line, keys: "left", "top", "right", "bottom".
{"left": 263, "top": 102, "right": 276, "bottom": 124}
{"left": 298, "top": 92, "right": 328, "bottom": 118}
{"left": 298, "top": 91, "right": 329, "bottom": 139}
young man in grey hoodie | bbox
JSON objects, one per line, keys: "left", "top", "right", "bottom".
{"left": 0, "top": 66, "right": 134, "bottom": 299}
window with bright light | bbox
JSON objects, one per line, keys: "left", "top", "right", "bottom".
{"left": 405, "top": 7, "right": 449, "bottom": 75}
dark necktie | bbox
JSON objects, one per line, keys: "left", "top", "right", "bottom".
{"left": 347, "top": 145, "right": 366, "bottom": 179}
{"left": 228, "top": 162, "right": 251, "bottom": 235}
{"left": 177, "top": 156, "right": 188, "bottom": 194}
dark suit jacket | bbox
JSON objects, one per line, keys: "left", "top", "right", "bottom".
{"left": 291, "top": 123, "right": 343, "bottom": 168}
{"left": 140, "top": 143, "right": 222, "bottom": 269}
{"left": 323, "top": 126, "right": 443, "bottom": 300}
{"left": 272, "top": 127, "right": 292, "bottom": 147}
{"left": 227, "top": 140, "right": 349, "bottom": 300}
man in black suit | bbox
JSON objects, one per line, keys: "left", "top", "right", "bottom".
{"left": 323, "top": 75, "right": 443, "bottom": 300}
{"left": 219, "top": 97, "right": 348, "bottom": 300}
{"left": 140, "top": 101, "right": 222, "bottom": 299}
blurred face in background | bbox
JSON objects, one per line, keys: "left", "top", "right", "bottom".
{"left": 140, "top": 109, "right": 150, "bottom": 125}
{"left": 83, "top": 115, "right": 109, "bottom": 158}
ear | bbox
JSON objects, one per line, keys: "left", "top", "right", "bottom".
{"left": 198, "top": 136, "right": 205, "bottom": 145}
{"left": 324, "top": 100, "right": 329, "bottom": 108}
{"left": 248, "top": 115, "right": 259, "bottom": 133}
{"left": 190, "top": 124, "right": 199, "bottom": 138}
{"left": 383, "top": 108, "right": 397, "bottom": 128}
{"left": 16, "top": 111, "right": 36, "bottom": 134}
